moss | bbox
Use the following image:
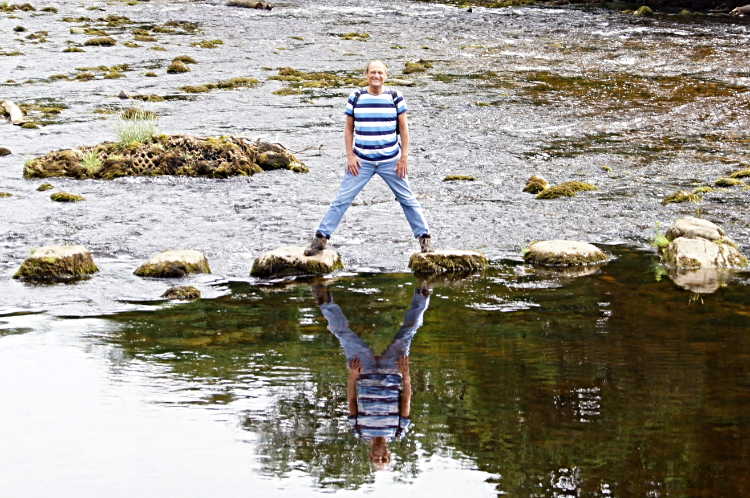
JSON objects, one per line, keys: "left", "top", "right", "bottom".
{"left": 21, "top": 122, "right": 40, "bottom": 129}
{"left": 161, "top": 285, "right": 201, "bottom": 300}
{"left": 149, "top": 46, "right": 167, "bottom": 51}
{"left": 250, "top": 255, "right": 344, "bottom": 278}
{"left": 443, "top": 175, "right": 476, "bottom": 181}
{"left": 0, "top": 192, "right": 12, "bottom": 197}
{"left": 181, "top": 85, "right": 212, "bottom": 93}
{"left": 1, "top": 51, "right": 24, "bottom": 56}
{"left": 559, "top": 181, "right": 598, "bottom": 192}
{"left": 151, "top": 26, "right": 175, "bottom": 33}
{"left": 13, "top": 253, "right": 99, "bottom": 280}
{"left": 661, "top": 191, "right": 700, "bottom": 206}
{"left": 51, "top": 192, "right": 85, "bottom": 202}
{"left": 536, "top": 185, "right": 576, "bottom": 199}
{"left": 134, "top": 261, "right": 211, "bottom": 278}
{"left": 134, "top": 34, "right": 157, "bottom": 42}
{"left": 272, "top": 88, "right": 303, "bottom": 96}
{"left": 340, "top": 32, "right": 369, "bottom": 41}
{"left": 63, "top": 47, "right": 84, "bottom": 53}
{"left": 36, "top": 182, "right": 53, "bottom": 191}
{"left": 190, "top": 39, "right": 223, "bottom": 49}
{"left": 729, "top": 168, "right": 750, "bottom": 179}
{"left": 693, "top": 186, "right": 713, "bottom": 194}
{"left": 104, "top": 71, "right": 125, "bottom": 79}
{"left": 289, "top": 36, "right": 303, "bottom": 41}
{"left": 144, "top": 72, "right": 158, "bottom": 77}
{"left": 408, "top": 252, "right": 487, "bottom": 274}
{"left": 84, "top": 37, "right": 117, "bottom": 47}
{"left": 131, "top": 94, "right": 164, "bottom": 102}
{"left": 634, "top": 5, "right": 654, "bottom": 16}
{"left": 167, "top": 61, "right": 190, "bottom": 74}
{"left": 40, "top": 6, "right": 57, "bottom": 12}
{"left": 124, "top": 42, "right": 139, "bottom": 48}
{"left": 172, "top": 55, "right": 196, "bottom": 64}
{"left": 84, "top": 28, "right": 109, "bottom": 36}
{"left": 714, "top": 177, "right": 744, "bottom": 187}
{"left": 75, "top": 72, "right": 95, "bottom": 81}
{"left": 403, "top": 59, "right": 433, "bottom": 74}
{"left": 49, "top": 74, "right": 69, "bottom": 81}
{"left": 523, "top": 175, "right": 548, "bottom": 193}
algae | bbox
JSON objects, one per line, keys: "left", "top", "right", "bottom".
{"left": 51, "top": 192, "right": 85, "bottom": 202}
{"left": 134, "top": 34, "right": 157, "bottom": 42}
{"left": 559, "top": 181, "right": 598, "bottom": 192}
{"left": 714, "top": 177, "right": 744, "bottom": 187}
{"left": 536, "top": 185, "right": 576, "bottom": 199}
{"left": 523, "top": 175, "right": 548, "bottom": 193}
{"left": 340, "top": 32, "right": 369, "bottom": 41}
{"left": 144, "top": 72, "right": 157, "bottom": 77}
{"left": 36, "top": 182, "right": 53, "bottom": 191}
{"left": 84, "top": 36, "right": 116, "bottom": 47}
{"left": 167, "top": 61, "right": 190, "bottom": 74}
{"left": 191, "top": 39, "right": 223, "bottom": 49}
{"left": 729, "top": 168, "right": 750, "bottom": 179}
{"left": 662, "top": 191, "right": 700, "bottom": 206}
{"left": 172, "top": 55, "right": 196, "bottom": 64}
{"left": 634, "top": 6, "right": 654, "bottom": 16}
{"left": 443, "top": 175, "right": 477, "bottom": 181}
{"left": 403, "top": 59, "right": 433, "bottom": 74}
{"left": 63, "top": 47, "right": 84, "bottom": 53}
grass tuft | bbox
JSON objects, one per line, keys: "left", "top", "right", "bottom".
{"left": 115, "top": 108, "right": 160, "bottom": 144}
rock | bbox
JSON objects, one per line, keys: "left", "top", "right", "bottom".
{"left": 730, "top": 3, "right": 750, "bottom": 15}
{"left": 226, "top": 0, "right": 273, "bottom": 9}
{"left": 388, "top": 78, "right": 417, "bottom": 86}
{"left": 665, "top": 216, "right": 729, "bottom": 243}
{"left": 523, "top": 175, "right": 548, "bottom": 193}
{"left": 409, "top": 249, "right": 488, "bottom": 274}
{"left": 0, "top": 147, "right": 11, "bottom": 156}
{"left": 167, "top": 61, "right": 190, "bottom": 74}
{"left": 443, "top": 175, "right": 476, "bottom": 182}
{"left": 536, "top": 185, "right": 576, "bottom": 199}
{"left": 135, "top": 250, "right": 211, "bottom": 278}
{"left": 50, "top": 192, "right": 85, "bottom": 202}
{"left": 13, "top": 245, "right": 99, "bottom": 280}
{"left": 251, "top": 246, "right": 343, "bottom": 278}
{"left": 84, "top": 37, "right": 117, "bottom": 47}
{"left": 634, "top": 5, "right": 654, "bottom": 16}
{"left": 21, "top": 123, "right": 40, "bottom": 129}
{"left": 668, "top": 268, "right": 729, "bottom": 294}
{"left": 172, "top": 55, "right": 196, "bottom": 64}
{"left": 118, "top": 90, "right": 130, "bottom": 99}
{"left": 524, "top": 240, "right": 609, "bottom": 266}
{"left": 661, "top": 237, "right": 747, "bottom": 269}
{"left": 2, "top": 100, "right": 26, "bottom": 125}
{"left": 161, "top": 285, "right": 201, "bottom": 300}
{"left": 714, "top": 177, "right": 744, "bottom": 187}
{"left": 70, "top": 27, "right": 85, "bottom": 34}
{"left": 0, "top": 192, "right": 12, "bottom": 198}
{"left": 37, "top": 183, "right": 53, "bottom": 191}
{"left": 662, "top": 190, "right": 700, "bottom": 206}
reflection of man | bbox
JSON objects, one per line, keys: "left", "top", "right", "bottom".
{"left": 313, "top": 284, "right": 431, "bottom": 469}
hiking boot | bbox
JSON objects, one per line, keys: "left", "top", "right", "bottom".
{"left": 304, "top": 232, "right": 328, "bottom": 256}
{"left": 418, "top": 234, "right": 432, "bottom": 253}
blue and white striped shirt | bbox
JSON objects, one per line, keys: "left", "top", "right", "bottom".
{"left": 345, "top": 88, "right": 407, "bottom": 163}
{"left": 349, "top": 372, "right": 410, "bottom": 442}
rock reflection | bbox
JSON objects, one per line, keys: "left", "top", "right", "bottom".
{"left": 313, "top": 283, "right": 431, "bottom": 470}
{"left": 667, "top": 268, "right": 731, "bottom": 294}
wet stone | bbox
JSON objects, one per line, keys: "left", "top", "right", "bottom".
{"left": 523, "top": 175, "right": 548, "bottom": 194}
{"left": 524, "top": 240, "right": 609, "bottom": 267}
{"left": 161, "top": 285, "right": 201, "bottom": 300}
{"left": 409, "top": 250, "right": 488, "bottom": 274}
{"left": 0, "top": 147, "right": 11, "bottom": 156}
{"left": 251, "top": 246, "right": 343, "bottom": 278}
{"left": 50, "top": 191, "right": 84, "bottom": 202}
{"left": 13, "top": 245, "right": 99, "bottom": 280}
{"left": 660, "top": 217, "right": 748, "bottom": 270}
{"left": 135, "top": 250, "right": 211, "bottom": 278}
{"left": 665, "top": 217, "right": 728, "bottom": 243}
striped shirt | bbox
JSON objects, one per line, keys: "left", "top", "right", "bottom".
{"left": 348, "top": 372, "right": 410, "bottom": 442}
{"left": 345, "top": 87, "right": 407, "bottom": 163}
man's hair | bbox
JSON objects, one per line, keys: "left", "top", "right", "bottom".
{"left": 365, "top": 59, "right": 388, "bottom": 74}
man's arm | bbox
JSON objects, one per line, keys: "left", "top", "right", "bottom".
{"left": 345, "top": 115, "right": 360, "bottom": 176}
{"left": 348, "top": 357, "right": 361, "bottom": 417}
{"left": 398, "top": 354, "right": 411, "bottom": 418}
{"left": 395, "top": 112, "right": 409, "bottom": 179}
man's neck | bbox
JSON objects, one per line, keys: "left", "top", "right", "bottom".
{"left": 367, "top": 85, "right": 385, "bottom": 95}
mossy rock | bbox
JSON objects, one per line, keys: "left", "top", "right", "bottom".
{"left": 634, "top": 6, "right": 654, "bottom": 16}
{"left": 559, "top": 181, "right": 598, "bottom": 192}
{"left": 251, "top": 246, "right": 343, "bottom": 278}
{"left": 167, "top": 61, "right": 190, "bottom": 74}
{"left": 523, "top": 175, "right": 548, "bottom": 193}
{"left": 21, "top": 123, "right": 40, "bottom": 129}
{"left": 0, "top": 147, "right": 11, "bottom": 156}
{"left": 661, "top": 237, "right": 748, "bottom": 270}
{"left": 403, "top": 59, "right": 433, "bottom": 74}
{"left": 408, "top": 250, "right": 487, "bottom": 274}
{"left": 536, "top": 185, "right": 576, "bottom": 199}
{"left": 84, "top": 37, "right": 117, "bottom": 47}
{"left": 172, "top": 55, "right": 196, "bottom": 64}
{"left": 51, "top": 191, "right": 85, "bottom": 202}
{"left": 37, "top": 182, "right": 54, "bottom": 191}
{"left": 443, "top": 175, "right": 476, "bottom": 182}
{"left": 0, "top": 192, "right": 12, "bottom": 198}
{"left": 63, "top": 47, "right": 85, "bottom": 53}
{"left": 135, "top": 250, "right": 211, "bottom": 278}
{"left": 714, "top": 177, "right": 744, "bottom": 187}
{"left": 13, "top": 245, "right": 99, "bottom": 280}
{"left": 729, "top": 168, "right": 750, "bottom": 179}
{"left": 161, "top": 285, "right": 201, "bottom": 300}
{"left": 524, "top": 240, "right": 609, "bottom": 267}
{"left": 226, "top": 0, "right": 273, "bottom": 9}
{"left": 662, "top": 190, "right": 700, "bottom": 206}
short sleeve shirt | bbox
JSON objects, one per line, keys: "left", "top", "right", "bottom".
{"left": 345, "top": 88, "right": 407, "bottom": 163}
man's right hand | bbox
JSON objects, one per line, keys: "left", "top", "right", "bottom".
{"left": 346, "top": 156, "right": 361, "bottom": 176}
{"left": 348, "top": 357, "right": 362, "bottom": 378}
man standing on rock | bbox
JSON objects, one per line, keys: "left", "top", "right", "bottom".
{"left": 304, "top": 59, "right": 432, "bottom": 256}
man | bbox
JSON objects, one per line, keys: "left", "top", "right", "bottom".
{"left": 304, "top": 59, "right": 432, "bottom": 256}
{"left": 313, "top": 284, "right": 431, "bottom": 469}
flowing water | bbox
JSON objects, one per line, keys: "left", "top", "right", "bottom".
{"left": 1, "top": 0, "right": 750, "bottom": 496}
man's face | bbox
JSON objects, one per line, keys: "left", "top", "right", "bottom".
{"left": 365, "top": 62, "right": 387, "bottom": 90}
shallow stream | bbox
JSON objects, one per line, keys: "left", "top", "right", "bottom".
{"left": 1, "top": 0, "right": 750, "bottom": 495}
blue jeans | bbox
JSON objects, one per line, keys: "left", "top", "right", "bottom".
{"left": 319, "top": 291, "right": 430, "bottom": 374}
{"left": 317, "top": 158, "right": 429, "bottom": 239}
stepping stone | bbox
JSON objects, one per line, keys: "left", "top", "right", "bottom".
{"left": 660, "top": 217, "right": 747, "bottom": 270}
{"left": 251, "top": 246, "right": 343, "bottom": 278}
{"left": 524, "top": 240, "right": 609, "bottom": 266}
{"left": 134, "top": 250, "right": 211, "bottom": 278}
{"left": 13, "top": 245, "right": 99, "bottom": 280}
{"left": 409, "top": 249, "right": 488, "bottom": 274}
{"left": 161, "top": 285, "right": 201, "bottom": 300}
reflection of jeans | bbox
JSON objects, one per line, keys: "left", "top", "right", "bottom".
{"left": 319, "top": 291, "right": 430, "bottom": 374}
{"left": 316, "top": 158, "right": 429, "bottom": 239}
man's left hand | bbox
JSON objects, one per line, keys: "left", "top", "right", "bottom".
{"left": 395, "top": 157, "right": 408, "bottom": 179}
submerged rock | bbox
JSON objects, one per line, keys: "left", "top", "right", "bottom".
{"left": 0, "top": 147, "right": 11, "bottom": 156}
{"left": 730, "top": 4, "right": 750, "bottom": 15}
{"left": 634, "top": 5, "right": 654, "bottom": 16}
{"left": 251, "top": 246, "right": 344, "bottom": 278}
{"left": 660, "top": 217, "right": 747, "bottom": 270}
{"left": 162, "top": 285, "right": 201, "bottom": 300}
{"left": 50, "top": 192, "right": 85, "bottom": 202}
{"left": 0, "top": 192, "right": 12, "bottom": 198}
{"left": 36, "top": 183, "right": 53, "bottom": 191}
{"left": 226, "top": 0, "right": 273, "bottom": 9}
{"left": 409, "top": 250, "right": 487, "bottom": 274}
{"left": 524, "top": 240, "right": 609, "bottom": 267}
{"left": 536, "top": 185, "right": 576, "bottom": 199}
{"left": 13, "top": 245, "right": 99, "bottom": 280}
{"left": 662, "top": 190, "right": 700, "bottom": 206}
{"left": 714, "top": 177, "right": 744, "bottom": 187}
{"left": 24, "top": 135, "right": 308, "bottom": 180}
{"left": 135, "top": 250, "right": 211, "bottom": 278}
{"left": 443, "top": 175, "right": 476, "bottom": 182}
{"left": 523, "top": 175, "right": 548, "bottom": 194}
{"left": 166, "top": 61, "right": 190, "bottom": 74}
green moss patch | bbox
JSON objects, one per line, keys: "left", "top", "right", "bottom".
{"left": 729, "top": 168, "right": 750, "bottom": 179}
{"left": 0, "top": 192, "right": 12, "bottom": 197}
{"left": 167, "top": 61, "right": 190, "bottom": 73}
{"left": 134, "top": 34, "right": 157, "bottom": 42}
{"left": 135, "top": 261, "right": 209, "bottom": 278}
{"left": 180, "top": 77, "right": 259, "bottom": 93}
{"left": 662, "top": 191, "right": 700, "bottom": 205}
{"left": 523, "top": 175, "right": 548, "bottom": 193}
{"left": 443, "top": 175, "right": 476, "bottom": 181}
{"left": 339, "top": 32, "right": 369, "bottom": 41}
{"left": 634, "top": 5, "right": 654, "bottom": 16}
{"left": 13, "top": 250, "right": 99, "bottom": 280}
{"left": 84, "top": 37, "right": 117, "bottom": 47}
{"left": 536, "top": 185, "right": 576, "bottom": 199}
{"left": 714, "top": 177, "right": 744, "bottom": 187}
{"left": 190, "top": 39, "right": 223, "bottom": 49}
{"left": 63, "top": 47, "right": 84, "bottom": 53}
{"left": 269, "top": 67, "right": 366, "bottom": 97}
{"left": 172, "top": 54, "right": 196, "bottom": 64}
{"left": 36, "top": 182, "right": 53, "bottom": 191}
{"left": 559, "top": 181, "right": 598, "bottom": 192}
{"left": 403, "top": 59, "right": 433, "bottom": 74}
{"left": 51, "top": 192, "right": 85, "bottom": 202}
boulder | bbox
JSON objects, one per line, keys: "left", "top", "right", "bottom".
{"left": 13, "top": 245, "right": 99, "bottom": 280}
{"left": 161, "top": 285, "right": 201, "bottom": 300}
{"left": 665, "top": 217, "right": 728, "bottom": 243}
{"left": 70, "top": 27, "right": 85, "bottom": 34}
{"left": 730, "top": 4, "right": 750, "bottom": 15}
{"left": 2, "top": 100, "right": 26, "bottom": 125}
{"left": 251, "top": 246, "right": 343, "bottom": 278}
{"left": 661, "top": 237, "right": 747, "bottom": 269}
{"left": 0, "top": 147, "right": 11, "bottom": 156}
{"left": 524, "top": 240, "right": 609, "bottom": 267}
{"left": 134, "top": 250, "right": 211, "bottom": 278}
{"left": 409, "top": 249, "right": 487, "bottom": 274}
{"left": 523, "top": 175, "right": 548, "bottom": 194}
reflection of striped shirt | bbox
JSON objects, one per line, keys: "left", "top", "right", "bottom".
{"left": 349, "top": 372, "right": 410, "bottom": 442}
{"left": 345, "top": 88, "right": 407, "bottom": 163}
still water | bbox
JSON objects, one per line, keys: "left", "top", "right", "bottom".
{"left": 2, "top": 247, "right": 750, "bottom": 496}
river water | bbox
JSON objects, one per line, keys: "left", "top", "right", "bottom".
{"left": 1, "top": 0, "right": 750, "bottom": 496}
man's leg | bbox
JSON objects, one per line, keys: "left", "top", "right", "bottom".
{"left": 317, "top": 296, "right": 377, "bottom": 371}
{"left": 316, "top": 162, "right": 376, "bottom": 239}
{"left": 378, "top": 289, "right": 431, "bottom": 370}
{"left": 375, "top": 160, "right": 429, "bottom": 239}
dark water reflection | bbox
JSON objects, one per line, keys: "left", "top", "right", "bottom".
{"left": 99, "top": 246, "right": 750, "bottom": 496}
